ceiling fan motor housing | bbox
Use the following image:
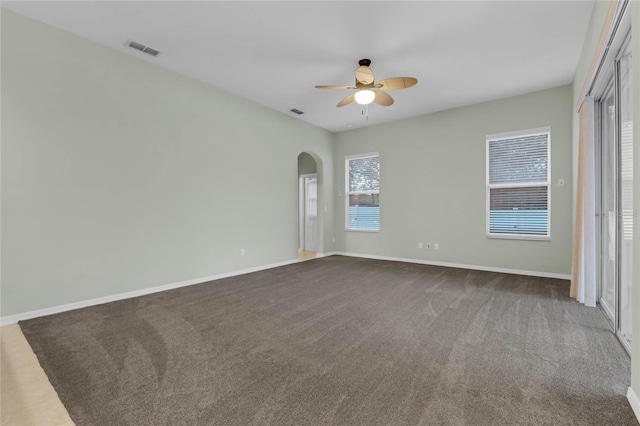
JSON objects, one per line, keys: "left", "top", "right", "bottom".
{"left": 355, "top": 59, "right": 375, "bottom": 86}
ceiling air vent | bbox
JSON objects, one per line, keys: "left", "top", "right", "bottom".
{"left": 290, "top": 108, "right": 304, "bottom": 115}
{"left": 126, "top": 40, "right": 160, "bottom": 57}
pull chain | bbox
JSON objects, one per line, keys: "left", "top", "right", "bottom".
{"left": 361, "top": 105, "right": 369, "bottom": 121}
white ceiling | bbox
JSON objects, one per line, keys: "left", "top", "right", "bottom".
{"left": 3, "top": 1, "right": 594, "bottom": 133}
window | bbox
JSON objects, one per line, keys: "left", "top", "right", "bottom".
{"left": 486, "top": 127, "right": 550, "bottom": 239}
{"left": 346, "top": 153, "right": 380, "bottom": 231}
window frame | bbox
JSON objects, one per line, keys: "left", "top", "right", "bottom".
{"left": 345, "top": 152, "right": 380, "bottom": 232}
{"left": 485, "top": 127, "right": 551, "bottom": 240}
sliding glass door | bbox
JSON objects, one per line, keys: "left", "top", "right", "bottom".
{"left": 597, "top": 32, "right": 633, "bottom": 353}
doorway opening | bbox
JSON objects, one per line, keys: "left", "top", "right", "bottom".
{"left": 298, "top": 152, "right": 318, "bottom": 262}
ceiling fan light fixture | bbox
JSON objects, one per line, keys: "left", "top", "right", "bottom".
{"left": 315, "top": 59, "right": 415, "bottom": 109}
{"left": 354, "top": 89, "right": 375, "bottom": 105}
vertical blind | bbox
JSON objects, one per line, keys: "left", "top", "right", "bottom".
{"left": 487, "top": 129, "right": 550, "bottom": 237}
{"left": 346, "top": 154, "right": 380, "bottom": 231}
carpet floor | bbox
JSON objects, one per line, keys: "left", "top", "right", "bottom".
{"left": 20, "top": 256, "right": 637, "bottom": 425}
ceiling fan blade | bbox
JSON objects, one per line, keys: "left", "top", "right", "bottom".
{"left": 373, "top": 90, "right": 394, "bottom": 106}
{"left": 355, "top": 65, "right": 375, "bottom": 85}
{"left": 375, "top": 77, "right": 418, "bottom": 90}
{"left": 315, "top": 85, "right": 357, "bottom": 90}
{"left": 337, "top": 93, "right": 356, "bottom": 107}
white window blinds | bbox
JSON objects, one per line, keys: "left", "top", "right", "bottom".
{"left": 486, "top": 128, "right": 550, "bottom": 238}
{"left": 346, "top": 154, "right": 380, "bottom": 231}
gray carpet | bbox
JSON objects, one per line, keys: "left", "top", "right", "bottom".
{"left": 20, "top": 256, "right": 637, "bottom": 425}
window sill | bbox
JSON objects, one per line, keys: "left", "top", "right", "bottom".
{"left": 487, "top": 234, "right": 550, "bottom": 241}
{"left": 346, "top": 228, "right": 380, "bottom": 233}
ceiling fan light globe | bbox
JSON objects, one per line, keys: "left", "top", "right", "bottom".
{"left": 354, "top": 89, "right": 375, "bottom": 105}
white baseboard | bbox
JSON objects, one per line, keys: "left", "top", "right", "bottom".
{"left": 629, "top": 387, "right": 640, "bottom": 423}
{"left": 332, "top": 252, "right": 571, "bottom": 280}
{"left": 0, "top": 251, "right": 571, "bottom": 326}
{"left": 0, "top": 258, "right": 299, "bottom": 326}
{"left": 316, "top": 251, "right": 337, "bottom": 258}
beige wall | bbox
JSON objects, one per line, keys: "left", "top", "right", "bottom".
{"left": 334, "top": 85, "right": 573, "bottom": 276}
{"left": 1, "top": 10, "right": 335, "bottom": 317}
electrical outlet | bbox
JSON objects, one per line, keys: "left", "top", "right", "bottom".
{"left": 240, "top": 248, "right": 246, "bottom": 256}
{"left": 332, "top": 236, "right": 336, "bottom": 243}
{"left": 426, "top": 243, "right": 431, "bottom": 249}
{"left": 434, "top": 243, "right": 439, "bottom": 250}
{"left": 418, "top": 242, "right": 423, "bottom": 249}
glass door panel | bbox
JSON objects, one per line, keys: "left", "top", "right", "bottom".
{"left": 599, "top": 83, "right": 617, "bottom": 326}
{"left": 597, "top": 34, "right": 633, "bottom": 352}
{"left": 618, "top": 47, "right": 633, "bottom": 348}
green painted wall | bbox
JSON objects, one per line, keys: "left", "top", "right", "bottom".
{"left": 4, "top": 9, "right": 633, "bottom": 397}
{"left": 334, "top": 85, "right": 573, "bottom": 276}
{"left": 298, "top": 152, "right": 317, "bottom": 175}
{"left": 1, "top": 10, "right": 335, "bottom": 316}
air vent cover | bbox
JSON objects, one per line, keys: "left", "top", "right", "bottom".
{"left": 290, "top": 108, "right": 304, "bottom": 115}
{"left": 127, "top": 40, "right": 160, "bottom": 57}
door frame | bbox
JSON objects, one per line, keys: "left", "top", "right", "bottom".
{"left": 299, "top": 173, "right": 318, "bottom": 252}
{"left": 596, "top": 78, "right": 618, "bottom": 329}
{"left": 593, "top": 23, "right": 633, "bottom": 355}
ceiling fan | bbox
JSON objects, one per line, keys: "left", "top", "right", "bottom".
{"left": 315, "top": 59, "right": 417, "bottom": 107}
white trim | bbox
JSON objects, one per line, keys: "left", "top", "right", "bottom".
{"left": 345, "top": 152, "right": 380, "bottom": 232}
{"left": 332, "top": 251, "right": 571, "bottom": 280}
{"left": 299, "top": 173, "right": 318, "bottom": 251}
{"left": 488, "top": 181, "right": 550, "bottom": 190}
{"left": 0, "top": 252, "right": 573, "bottom": 325}
{"left": 486, "top": 127, "right": 551, "bottom": 240}
{"left": 628, "top": 388, "right": 640, "bottom": 423}
{"left": 581, "top": 0, "right": 631, "bottom": 106}
{"left": 345, "top": 152, "right": 378, "bottom": 160}
{"left": 316, "top": 251, "right": 337, "bottom": 258}
{"left": 486, "top": 126, "right": 551, "bottom": 142}
{"left": 486, "top": 234, "right": 551, "bottom": 242}
{"left": 0, "top": 258, "right": 299, "bottom": 326}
